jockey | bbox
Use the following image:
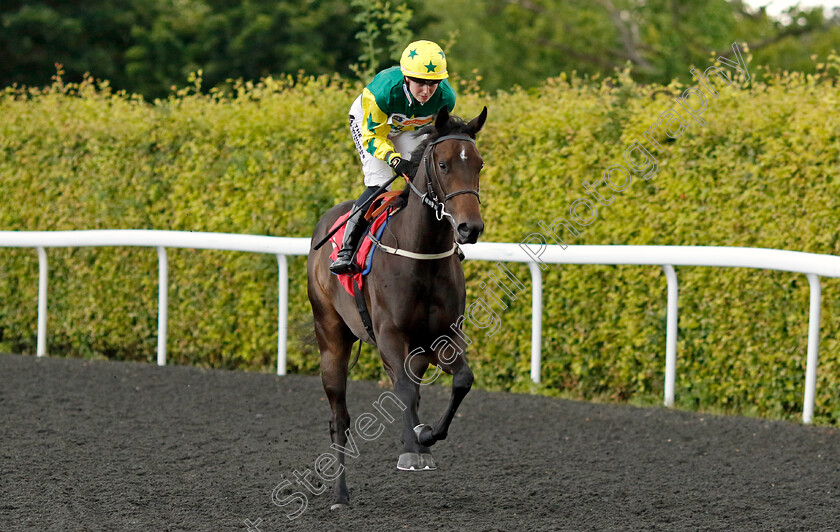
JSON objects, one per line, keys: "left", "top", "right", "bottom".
{"left": 330, "top": 39, "right": 457, "bottom": 275}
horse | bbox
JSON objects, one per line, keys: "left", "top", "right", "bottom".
{"left": 306, "top": 105, "right": 488, "bottom": 510}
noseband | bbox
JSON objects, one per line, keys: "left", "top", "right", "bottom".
{"left": 407, "top": 134, "right": 481, "bottom": 225}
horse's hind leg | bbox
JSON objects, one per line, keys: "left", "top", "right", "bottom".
{"left": 313, "top": 306, "right": 356, "bottom": 509}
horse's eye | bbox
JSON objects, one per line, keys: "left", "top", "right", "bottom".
{"left": 438, "top": 161, "right": 447, "bottom": 171}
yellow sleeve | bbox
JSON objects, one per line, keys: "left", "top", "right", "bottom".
{"left": 360, "top": 88, "right": 400, "bottom": 164}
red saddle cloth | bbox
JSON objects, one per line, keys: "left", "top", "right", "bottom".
{"left": 329, "top": 208, "right": 392, "bottom": 296}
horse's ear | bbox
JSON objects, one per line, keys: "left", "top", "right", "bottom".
{"left": 467, "top": 106, "right": 488, "bottom": 137}
{"left": 435, "top": 106, "right": 450, "bottom": 130}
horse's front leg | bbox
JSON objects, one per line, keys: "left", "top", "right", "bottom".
{"left": 414, "top": 354, "right": 473, "bottom": 447}
{"left": 380, "top": 335, "right": 436, "bottom": 470}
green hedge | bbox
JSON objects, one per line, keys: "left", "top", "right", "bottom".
{"left": 2, "top": 56, "right": 839, "bottom": 424}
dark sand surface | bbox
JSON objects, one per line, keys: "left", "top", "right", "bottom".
{"left": 2, "top": 354, "right": 839, "bottom": 531}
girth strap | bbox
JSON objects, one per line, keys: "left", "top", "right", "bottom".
{"left": 352, "top": 278, "right": 376, "bottom": 344}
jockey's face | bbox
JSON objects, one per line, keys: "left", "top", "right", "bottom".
{"left": 405, "top": 77, "right": 439, "bottom": 104}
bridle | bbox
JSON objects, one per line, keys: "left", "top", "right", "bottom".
{"left": 406, "top": 134, "right": 481, "bottom": 227}
{"left": 369, "top": 133, "right": 482, "bottom": 261}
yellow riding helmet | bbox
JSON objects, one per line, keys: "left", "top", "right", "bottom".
{"left": 400, "top": 40, "right": 448, "bottom": 81}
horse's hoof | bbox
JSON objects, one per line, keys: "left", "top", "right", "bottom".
{"left": 397, "top": 452, "right": 436, "bottom": 471}
{"left": 413, "top": 424, "right": 435, "bottom": 446}
{"left": 330, "top": 503, "right": 350, "bottom": 511}
{"left": 419, "top": 452, "right": 437, "bottom": 470}
{"left": 397, "top": 452, "right": 421, "bottom": 471}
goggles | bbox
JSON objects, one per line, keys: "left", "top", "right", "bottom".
{"left": 407, "top": 77, "right": 441, "bottom": 87}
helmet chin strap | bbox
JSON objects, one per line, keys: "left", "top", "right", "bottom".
{"left": 402, "top": 81, "right": 414, "bottom": 106}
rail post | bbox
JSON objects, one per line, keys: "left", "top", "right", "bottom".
{"left": 803, "top": 273, "right": 821, "bottom": 424}
{"left": 277, "top": 254, "right": 288, "bottom": 376}
{"left": 157, "top": 246, "right": 168, "bottom": 366}
{"left": 528, "top": 262, "right": 543, "bottom": 384}
{"left": 36, "top": 247, "right": 48, "bottom": 357}
{"left": 663, "top": 265, "right": 678, "bottom": 408}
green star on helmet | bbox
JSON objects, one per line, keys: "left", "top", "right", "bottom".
{"left": 439, "top": 51, "right": 445, "bottom": 59}
{"left": 408, "top": 49, "right": 418, "bottom": 59}
{"left": 425, "top": 60, "right": 437, "bottom": 73}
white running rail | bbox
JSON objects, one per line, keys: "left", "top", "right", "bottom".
{"left": 1, "top": 230, "right": 838, "bottom": 423}
{"left": 0, "top": 230, "right": 309, "bottom": 378}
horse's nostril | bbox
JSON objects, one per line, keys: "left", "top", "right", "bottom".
{"left": 458, "top": 222, "right": 484, "bottom": 243}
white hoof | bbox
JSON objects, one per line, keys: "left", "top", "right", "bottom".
{"left": 397, "top": 452, "right": 437, "bottom": 471}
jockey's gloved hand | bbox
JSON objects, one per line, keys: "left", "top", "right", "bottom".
{"left": 389, "top": 156, "right": 412, "bottom": 178}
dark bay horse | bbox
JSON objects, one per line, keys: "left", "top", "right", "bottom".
{"left": 306, "top": 106, "right": 487, "bottom": 509}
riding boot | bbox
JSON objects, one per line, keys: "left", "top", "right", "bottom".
{"left": 329, "top": 208, "right": 370, "bottom": 274}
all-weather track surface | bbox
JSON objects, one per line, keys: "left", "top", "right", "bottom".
{"left": 1, "top": 354, "right": 839, "bottom": 531}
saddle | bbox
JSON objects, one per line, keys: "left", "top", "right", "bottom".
{"left": 328, "top": 191, "right": 404, "bottom": 296}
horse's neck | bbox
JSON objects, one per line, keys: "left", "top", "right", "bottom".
{"left": 389, "top": 184, "right": 454, "bottom": 256}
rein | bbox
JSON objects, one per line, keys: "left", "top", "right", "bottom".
{"left": 370, "top": 133, "right": 479, "bottom": 261}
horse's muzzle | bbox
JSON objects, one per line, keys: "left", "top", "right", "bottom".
{"left": 457, "top": 222, "right": 484, "bottom": 245}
